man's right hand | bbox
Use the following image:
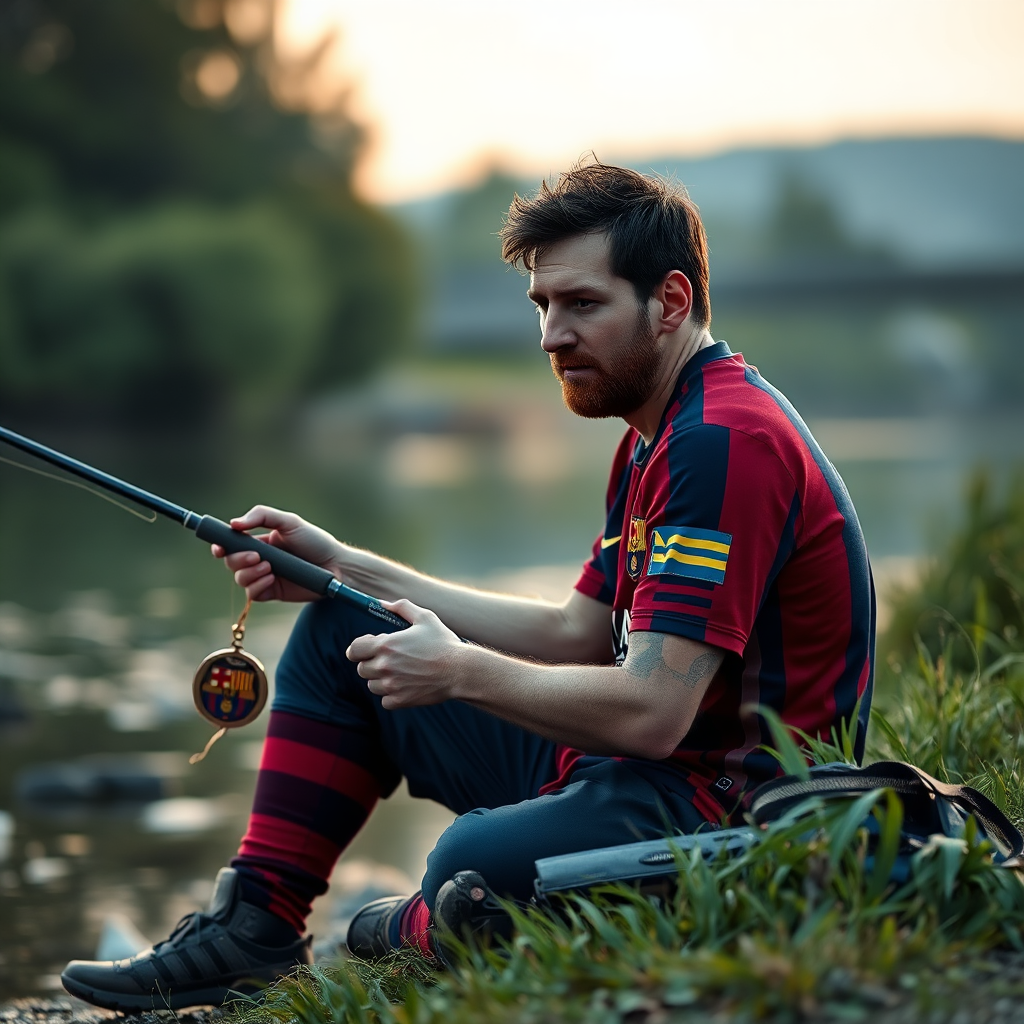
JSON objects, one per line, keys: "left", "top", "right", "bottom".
{"left": 211, "top": 505, "right": 344, "bottom": 603}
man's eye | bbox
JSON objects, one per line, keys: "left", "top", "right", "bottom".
{"left": 574, "top": 299, "right": 595, "bottom": 309}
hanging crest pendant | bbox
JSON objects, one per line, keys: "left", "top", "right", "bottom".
{"left": 192, "top": 600, "right": 267, "bottom": 730}
{"left": 192, "top": 647, "right": 267, "bottom": 727}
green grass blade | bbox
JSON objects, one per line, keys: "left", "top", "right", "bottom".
{"left": 755, "top": 704, "right": 811, "bottom": 778}
{"left": 865, "top": 790, "right": 904, "bottom": 903}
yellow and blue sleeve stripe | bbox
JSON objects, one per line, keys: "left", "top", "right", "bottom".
{"left": 647, "top": 526, "right": 732, "bottom": 584}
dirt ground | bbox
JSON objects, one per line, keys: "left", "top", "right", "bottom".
{"left": 0, "top": 998, "right": 224, "bottom": 1024}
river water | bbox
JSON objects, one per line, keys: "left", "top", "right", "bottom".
{"left": 1, "top": 369, "right": 1022, "bottom": 1000}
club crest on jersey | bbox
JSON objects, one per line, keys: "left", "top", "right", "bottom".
{"left": 626, "top": 516, "right": 647, "bottom": 579}
{"left": 647, "top": 526, "right": 732, "bottom": 585}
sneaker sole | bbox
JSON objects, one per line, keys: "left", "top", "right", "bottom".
{"left": 61, "top": 971, "right": 272, "bottom": 1011}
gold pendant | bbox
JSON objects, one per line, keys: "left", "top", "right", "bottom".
{"left": 190, "top": 599, "right": 267, "bottom": 763}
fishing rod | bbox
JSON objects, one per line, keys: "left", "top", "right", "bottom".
{"left": 0, "top": 423, "right": 409, "bottom": 630}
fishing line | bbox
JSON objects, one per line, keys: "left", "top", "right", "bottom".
{"left": 189, "top": 727, "right": 227, "bottom": 765}
{"left": 0, "top": 452, "right": 158, "bottom": 523}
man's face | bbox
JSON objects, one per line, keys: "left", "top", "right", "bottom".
{"left": 528, "top": 234, "right": 661, "bottom": 419}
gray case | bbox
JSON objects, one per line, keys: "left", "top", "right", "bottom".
{"left": 533, "top": 828, "right": 759, "bottom": 901}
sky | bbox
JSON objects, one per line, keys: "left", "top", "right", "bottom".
{"left": 279, "top": 0, "right": 1024, "bottom": 204}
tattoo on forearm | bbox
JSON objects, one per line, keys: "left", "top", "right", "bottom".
{"left": 624, "top": 633, "right": 717, "bottom": 688}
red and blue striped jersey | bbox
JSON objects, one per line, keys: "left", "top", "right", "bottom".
{"left": 551, "top": 342, "right": 876, "bottom": 823}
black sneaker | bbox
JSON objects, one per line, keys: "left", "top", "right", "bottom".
{"left": 345, "top": 893, "right": 414, "bottom": 959}
{"left": 344, "top": 873, "right": 513, "bottom": 966}
{"left": 432, "top": 871, "right": 512, "bottom": 967}
{"left": 61, "top": 867, "right": 312, "bottom": 1011}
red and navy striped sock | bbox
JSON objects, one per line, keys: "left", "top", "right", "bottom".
{"left": 231, "top": 710, "right": 393, "bottom": 936}
{"left": 398, "top": 894, "right": 434, "bottom": 957}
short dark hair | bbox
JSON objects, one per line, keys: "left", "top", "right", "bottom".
{"left": 500, "top": 160, "right": 711, "bottom": 328}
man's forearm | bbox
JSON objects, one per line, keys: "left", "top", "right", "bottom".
{"left": 337, "top": 545, "right": 609, "bottom": 663}
{"left": 446, "top": 641, "right": 712, "bottom": 760}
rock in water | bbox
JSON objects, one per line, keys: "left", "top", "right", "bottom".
{"left": 95, "top": 914, "right": 149, "bottom": 961}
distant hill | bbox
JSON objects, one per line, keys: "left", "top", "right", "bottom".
{"left": 395, "top": 135, "right": 1024, "bottom": 272}
{"left": 391, "top": 135, "right": 1024, "bottom": 421}
{"left": 640, "top": 136, "right": 1024, "bottom": 273}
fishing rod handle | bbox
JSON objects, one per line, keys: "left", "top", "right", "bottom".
{"left": 195, "top": 516, "right": 339, "bottom": 596}
{"left": 193, "top": 516, "right": 410, "bottom": 629}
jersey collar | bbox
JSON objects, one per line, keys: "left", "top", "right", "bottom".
{"left": 633, "top": 340, "right": 734, "bottom": 466}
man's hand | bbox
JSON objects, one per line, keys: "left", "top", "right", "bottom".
{"left": 212, "top": 505, "right": 344, "bottom": 603}
{"left": 345, "top": 599, "right": 464, "bottom": 710}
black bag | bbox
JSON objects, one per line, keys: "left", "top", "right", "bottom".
{"left": 749, "top": 760, "right": 1023, "bottom": 864}
{"left": 533, "top": 760, "right": 1023, "bottom": 902}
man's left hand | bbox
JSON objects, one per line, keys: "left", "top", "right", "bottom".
{"left": 346, "top": 599, "right": 464, "bottom": 709}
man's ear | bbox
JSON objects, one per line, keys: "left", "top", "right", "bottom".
{"left": 653, "top": 270, "right": 692, "bottom": 333}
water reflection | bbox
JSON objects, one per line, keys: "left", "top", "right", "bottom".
{"left": 0, "top": 572, "right": 454, "bottom": 1000}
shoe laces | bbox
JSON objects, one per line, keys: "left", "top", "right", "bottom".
{"left": 153, "top": 910, "right": 209, "bottom": 953}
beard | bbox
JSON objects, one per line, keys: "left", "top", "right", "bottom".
{"left": 552, "top": 308, "right": 661, "bottom": 419}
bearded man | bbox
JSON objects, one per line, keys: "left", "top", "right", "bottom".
{"left": 63, "top": 162, "right": 875, "bottom": 1010}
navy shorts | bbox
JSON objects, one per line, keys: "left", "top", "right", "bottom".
{"left": 273, "top": 598, "right": 708, "bottom": 907}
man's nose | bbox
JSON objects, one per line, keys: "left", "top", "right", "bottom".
{"left": 539, "top": 311, "right": 575, "bottom": 353}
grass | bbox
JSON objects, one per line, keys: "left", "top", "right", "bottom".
{"left": 872, "top": 471, "right": 1024, "bottom": 829}
{"left": 231, "top": 472, "right": 1024, "bottom": 1023}
{"left": 882, "top": 472, "right": 1024, "bottom": 681}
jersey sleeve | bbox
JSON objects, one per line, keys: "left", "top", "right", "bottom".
{"left": 574, "top": 429, "right": 636, "bottom": 606}
{"left": 629, "top": 423, "right": 799, "bottom": 655}
{"left": 574, "top": 530, "right": 612, "bottom": 602}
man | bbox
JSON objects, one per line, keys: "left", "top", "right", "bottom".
{"left": 62, "top": 162, "right": 875, "bottom": 1010}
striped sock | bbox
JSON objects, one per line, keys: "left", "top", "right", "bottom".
{"left": 231, "top": 710, "right": 388, "bottom": 935}
{"left": 397, "top": 893, "right": 434, "bottom": 958}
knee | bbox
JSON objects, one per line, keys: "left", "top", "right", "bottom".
{"left": 287, "top": 598, "right": 342, "bottom": 648}
{"left": 274, "top": 602, "right": 330, "bottom": 687}
{"left": 422, "top": 810, "right": 496, "bottom": 908}
{"left": 273, "top": 600, "right": 368, "bottom": 710}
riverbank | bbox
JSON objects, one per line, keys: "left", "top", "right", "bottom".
{"left": 6, "top": 950, "right": 1024, "bottom": 1024}
{"left": 0, "top": 996, "right": 221, "bottom": 1024}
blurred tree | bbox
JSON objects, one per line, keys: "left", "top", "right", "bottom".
{"left": 439, "top": 170, "right": 520, "bottom": 268}
{"left": 0, "top": 0, "right": 415, "bottom": 425}
{"left": 764, "top": 171, "right": 893, "bottom": 266}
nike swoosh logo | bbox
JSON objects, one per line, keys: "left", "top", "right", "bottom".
{"left": 601, "top": 535, "right": 621, "bottom": 549}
